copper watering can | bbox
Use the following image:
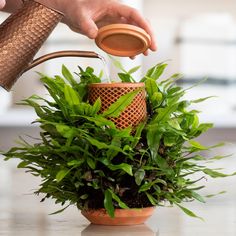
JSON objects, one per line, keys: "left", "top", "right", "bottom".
{"left": 0, "top": 0, "right": 102, "bottom": 91}
{"left": 0, "top": 0, "right": 147, "bottom": 129}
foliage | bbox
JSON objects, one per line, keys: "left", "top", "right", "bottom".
{"left": 2, "top": 63, "right": 236, "bottom": 219}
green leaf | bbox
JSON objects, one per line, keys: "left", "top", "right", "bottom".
{"left": 106, "top": 137, "right": 121, "bottom": 159}
{"left": 41, "top": 76, "right": 64, "bottom": 97}
{"left": 64, "top": 84, "right": 80, "bottom": 106}
{"left": 85, "top": 136, "right": 109, "bottom": 149}
{"left": 128, "top": 66, "right": 141, "bottom": 74}
{"left": 151, "top": 92, "right": 163, "bottom": 106}
{"left": 104, "top": 189, "right": 115, "bottom": 218}
{"left": 82, "top": 66, "right": 101, "bottom": 83}
{"left": 109, "top": 56, "right": 126, "bottom": 73}
{"left": 167, "top": 86, "right": 182, "bottom": 95}
{"left": 205, "top": 191, "right": 226, "bottom": 198}
{"left": 62, "top": 64, "right": 77, "bottom": 86}
{"left": 178, "top": 100, "right": 190, "bottom": 111}
{"left": 108, "top": 163, "right": 133, "bottom": 176}
{"left": 168, "top": 119, "right": 182, "bottom": 130}
{"left": 176, "top": 203, "right": 204, "bottom": 221}
{"left": 80, "top": 194, "right": 89, "bottom": 200}
{"left": 91, "top": 97, "right": 102, "bottom": 114}
{"left": 203, "top": 168, "right": 236, "bottom": 178}
{"left": 49, "top": 204, "right": 70, "bottom": 215}
{"left": 114, "top": 127, "right": 132, "bottom": 138}
{"left": 118, "top": 73, "right": 133, "bottom": 82}
{"left": 87, "top": 157, "right": 96, "bottom": 169}
{"left": 154, "top": 104, "right": 179, "bottom": 123}
{"left": 164, "top": 135, "right": 177, "bottom": 147}
{"left": 22, "top": 99, "right": 46, "bottom": 119}
{"left": 113, "top": 163, "right": 133, "bottom": 176}
{"left": 145, "top": 78, "right": 159, "bottom": 99}
{"left": 108, "top": 189, "right": 129, "bottom": 209}
{"left": 67, "top": 160, "right": 84, "bottom": 166}
{"left": 160, "top": 73, "right": 183, "bottom": 87}
{"left": 183, "top": 77, "right": 208, "bottom": 92}
{"left": 210, "top": 154, "right": 233, "bottom": 160}
{"left": 56, "top": 124, "right": 76, "bottom": 139}
{"left": 189, "top": 140, "right": 208, "bottom": 150}
{"left": 54, "top": 75, "right": 66, "bottom": 85}
{"left": 56, "top": 169, "right": 70, "bottom": 182}
{"left": 209, "top": 142, "right": 225, "bottom": 149}
{"left": 142, "top": 63, "right": 167, "bottom": 81}
{"left": 134, "top": 169, "right": 145, "bottom": 185}
{"left": 82, "top": 115, "right": 116, "bottom": 129}
{"left": 74, "top": 102, "right": 94, "bottom": 116}
{"left": 102, "top": 89, "right": 141, "bottom": 118}
{"left": 17, "top": 161, "right": 29, "bottom": 168}
{"left": 139, "top": 179, "right": 167, "bottom": 192}
{"left": 191, "top": 191, "right": 205, "bottom": 203}
{"left": 191, "top": 96, "right": 216, "bottom": 103}
{"left": 145, "top": 192, "right": 158, "bottom": 205}
{"left": 132, "top": 122, "right": 146, "bottom": 148}
{"left": 146, "top": 124, "right": 163, "bottom": 157}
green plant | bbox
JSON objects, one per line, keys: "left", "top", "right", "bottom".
{"left": 3, "top": 62, "right": 236, "bottom": 219}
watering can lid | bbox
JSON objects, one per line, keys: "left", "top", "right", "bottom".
{"left": 95, "top": 24, "right": 151, "bottom": 57}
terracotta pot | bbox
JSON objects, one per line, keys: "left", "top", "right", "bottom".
{"left": 88, "top": 82, "right": 147, "bottom": 129}
{"left": 81, "top": 207, "right": 155, "bottom": 226}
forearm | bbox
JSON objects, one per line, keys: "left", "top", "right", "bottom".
{"left": 2, "top": 0, "right": 23, "bottom": 12}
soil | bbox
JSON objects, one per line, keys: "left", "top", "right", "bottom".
{"left": 87, "top": 176, "right": 152, "bottom": 209}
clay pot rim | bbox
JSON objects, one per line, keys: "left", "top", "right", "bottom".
{"left": 95, "top": 23, "right": 151, "bottom": 57}
{"left": 97, "top": 23, "right": 151, "bottom": 39}
{"left": 88, "top": 82, "right": 145, "bottom": 88}
{"left": 81, "top": 207, "right": 155, "bottom": 216}
{"left": 81, "top": 207, "right": 155, "bottom": 226}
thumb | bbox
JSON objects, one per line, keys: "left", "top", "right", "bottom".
{"left": 80, "top": 18, "right": 98, "bottom": 39}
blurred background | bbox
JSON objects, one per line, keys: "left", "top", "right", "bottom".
{"left": 0, "top": 0, "right": 236, "bottom": 235}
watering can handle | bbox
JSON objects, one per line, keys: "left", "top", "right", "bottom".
{"left": 24, "top": 50, "right": 104, "bottom": 72}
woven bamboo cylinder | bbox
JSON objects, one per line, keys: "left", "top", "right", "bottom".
{"left": 88, "top": 83, "right": 147, "bottom": 129}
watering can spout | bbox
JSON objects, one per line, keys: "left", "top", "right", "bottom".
{"left": 0, "top": 1, "right": 63, "bottom": 91}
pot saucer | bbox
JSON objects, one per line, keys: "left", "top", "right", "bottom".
{"left": 95, "top": 24, "right": 151, "bottom": 57}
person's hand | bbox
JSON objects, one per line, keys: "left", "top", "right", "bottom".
{"left": 0, "top": 0, "right": 6, "bottom": 9}
{"left": 36, "top": 0, "right": 157, "bottom": 54}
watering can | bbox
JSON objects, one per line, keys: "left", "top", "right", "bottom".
{"left": 0, "top": 0, "right": 102, "bottom": 91}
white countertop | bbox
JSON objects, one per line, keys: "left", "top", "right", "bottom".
{"left": 0, "top": 156, "right": 236, "bottom": 236}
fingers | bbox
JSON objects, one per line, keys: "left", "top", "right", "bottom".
{"left": 0, "top": 0, "right": 6, "bottom": 9}
{"left": 113, "top": 4, "right": 157, "bottom": 52}
{"left": 79, "top": 17, "right": 98, "bottom": 39}
{"left": 77, "top": 16, "right": 98, "bottom": 39}
{"left": 143, "top": 50, "right": 149, "bottom": 56}
{"left": 144, "top": 19, "right": 157, "bottom": 52}
{"left": 96, "top": 15, "right": 128, "bottom": 29}
{"left": 60, "top": 0, "right": 157, "bottom": 55}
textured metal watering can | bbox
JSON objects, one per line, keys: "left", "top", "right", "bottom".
{"left": 0, "top": 0, "right": 102, "bottom": 91}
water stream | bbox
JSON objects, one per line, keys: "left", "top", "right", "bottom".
{"left": 98, "top": 55, "right": 111, "bottom": 83}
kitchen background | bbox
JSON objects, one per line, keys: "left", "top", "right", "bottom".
{"left": 0, "top": 0, "right": 236, "bottom": 235}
